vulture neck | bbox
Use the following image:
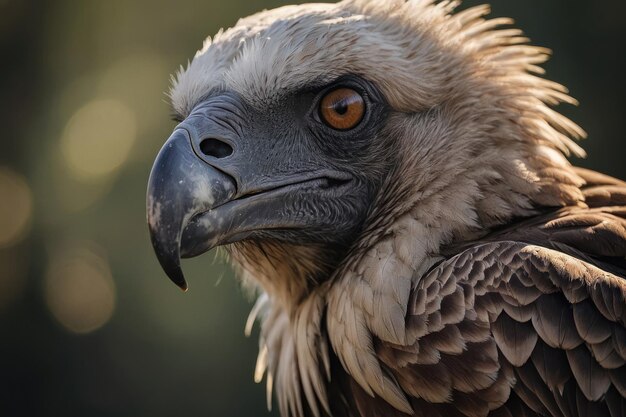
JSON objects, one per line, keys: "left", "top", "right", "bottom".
{"left": 241, "top": 183, "right": 485, "bottom": 415}
{"left": 243, "top": 206, "right": 460, "bottom": 416}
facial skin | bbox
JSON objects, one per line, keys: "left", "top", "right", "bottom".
{"left": 147, "top": 75, "right": 392, "bottom": 290}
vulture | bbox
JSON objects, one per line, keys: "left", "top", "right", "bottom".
{"left": 146, "top": 1, "right": 626, "bottom": 416}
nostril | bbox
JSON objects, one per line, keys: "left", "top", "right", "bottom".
{"left": 199, "top": 138, "right": 233, "bottom": 158}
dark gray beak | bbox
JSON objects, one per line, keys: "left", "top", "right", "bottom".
{"left": 146, "top": 128, "right": 235, "bottom": 290}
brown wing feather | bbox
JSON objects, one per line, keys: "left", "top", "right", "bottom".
{"left": 443, "top": 167, "right": 626, "bottom": 277}
{"left": 376, "top": 241, "right": 626, "bottom": 417}
{"left": 371, "top": 169, "right": 626, "bottom": 417}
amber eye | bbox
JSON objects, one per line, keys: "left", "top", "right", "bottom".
{"left": 319, "top": 87, "right": 365, "bottom": 131}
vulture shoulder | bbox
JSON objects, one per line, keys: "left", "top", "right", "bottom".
{"left": 364, "top": 169, "right": 626, "bottom": 417}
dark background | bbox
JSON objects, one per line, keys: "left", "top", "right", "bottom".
{"left": 0, "top": 1, "right": 624, "bottom": 416}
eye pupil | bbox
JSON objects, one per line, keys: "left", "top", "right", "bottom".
{"left": 319, "top": 87, "right": 365, "bottom": 131}
{"left": 334, "top": 101, "right": 348, "bottom": 115}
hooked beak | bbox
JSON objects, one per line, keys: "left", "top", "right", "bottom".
{"left": 146, "top": 128, "right": 235, "bottom": 290}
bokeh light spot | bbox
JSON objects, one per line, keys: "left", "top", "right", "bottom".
{"left": 60, "top": 98, "right": 136, "bottom": 181}
{"left": 0, "top": 167, "right": 33, "bottom": 248}
{"left": 45, "top": 243, "right": 116, "bottom": 334}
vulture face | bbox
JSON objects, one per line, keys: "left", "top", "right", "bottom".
{"left": 148, "top": 74, "right": 390, "bottom": 289}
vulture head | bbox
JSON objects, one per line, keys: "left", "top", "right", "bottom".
{"left": 149, "top": 0, "right": 583, "bottom": 295}
{"left": 146, "top": 1, "right": 620, "bottom": 416}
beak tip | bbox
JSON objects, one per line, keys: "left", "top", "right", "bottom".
{"left": 165, "top": 265, "right": 189, "bottom": 292}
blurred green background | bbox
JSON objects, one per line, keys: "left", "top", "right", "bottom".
{"left": 0, "top": 0, "right": 624, "bottom": 416}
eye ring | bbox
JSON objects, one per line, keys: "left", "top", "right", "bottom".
{"left": 319, "top": 87, "right": 365, "bottom": 131}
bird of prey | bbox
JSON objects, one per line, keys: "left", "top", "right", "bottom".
{"left": 146, "top": 1, "right": 626, "bottom": 416}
